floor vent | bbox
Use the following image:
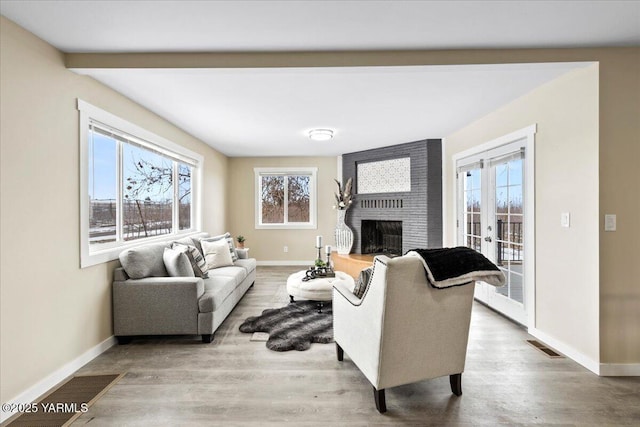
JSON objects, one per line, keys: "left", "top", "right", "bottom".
{"left": 526, "top": 339, "right": 564, "bottom": 358}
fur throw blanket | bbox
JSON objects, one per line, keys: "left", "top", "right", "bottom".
{"left": 406, "top": 247, "right": 506, "bottom": 289}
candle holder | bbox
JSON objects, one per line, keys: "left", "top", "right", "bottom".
{"left": 309, "top": 244, "right": 335, "bottom": 278}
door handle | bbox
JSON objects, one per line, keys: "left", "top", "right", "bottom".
{"left": 484, "top": 236, "right": 492, "bottom": 242}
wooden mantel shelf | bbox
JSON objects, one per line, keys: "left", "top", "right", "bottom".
{"left": 330, "top": 252, "right": 375, "bottom": 279}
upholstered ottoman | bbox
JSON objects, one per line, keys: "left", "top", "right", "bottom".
{"left": 286, "top": 270, "right": 354, "bottom": 308}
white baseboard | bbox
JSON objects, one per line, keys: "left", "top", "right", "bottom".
{"left": 599, "top": 363, "right": 640, "bottom": 376}
{"left": 527, "top": 327, "right": 600, "bottom": 375}
{"left": 257, "top": 260, "right": 310, "bottom": 266}
{"left": 1, "top": 335, "right": 116, "bottom": 423}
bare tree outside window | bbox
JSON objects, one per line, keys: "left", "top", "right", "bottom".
{"left": 261, "top": 175, "right": 284, "bottom": 223}
{"left": 88, "top": 126, "right": 195, "bottom": 247}
{"left": 123, "top": 144, "right": 173, "bottom": 241}
{"left": 178, "top": 164, "right": 192, "bottom": 230}
{"left": 287, "top": 175, "right": 310, "bottom": 222}
{"left": 259, "top": 173, "right": 311, "bottom": 225}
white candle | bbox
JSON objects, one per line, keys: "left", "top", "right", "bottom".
{"left": 325, "top": 245, "right": 331, "bottom": 255}
{"left": 316, "top": 235, "right": 322, "bottom": 247}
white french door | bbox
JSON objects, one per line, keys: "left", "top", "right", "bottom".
{"left": 455, "top": 126, "right": 536, "bottom": 327}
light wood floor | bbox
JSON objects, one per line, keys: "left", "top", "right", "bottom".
{"left": 72, "top": 266, "right": 640, "bottom": 426}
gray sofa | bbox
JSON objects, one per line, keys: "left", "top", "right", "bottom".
{"left": 113, "top": 232, "right": 256, "bottom": 344}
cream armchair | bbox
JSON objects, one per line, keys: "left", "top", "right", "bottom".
{"left": 333, "top": 254, "right": 475, "bottom": 413}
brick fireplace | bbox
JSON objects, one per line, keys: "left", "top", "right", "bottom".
{"left": 342, "top": 139, "right": 442, "bottom": 254}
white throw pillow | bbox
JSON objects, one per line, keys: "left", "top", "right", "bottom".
{"left": 200, "top": 232, "right": 238, "bottom": 261}
{"left": 201, "top": 238, "right": 234, "bottom": 269}
{"left": 163, "top": 247, "right": 195, "bottom": 277}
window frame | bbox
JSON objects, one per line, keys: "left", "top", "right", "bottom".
{"left": 254, "top": 167, "right": 318, "bottom": 230}
{"left": 78, "top": 99, "right": 203, "bottom": 268}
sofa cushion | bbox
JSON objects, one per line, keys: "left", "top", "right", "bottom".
{"left": 119, "top": 243, "right": 168, "bottom": 279}
{"left": 198, "top": 276, "right": 238, "bottom": 313}
{"left": 171, "top": 242, "right": 209, "bottom": 278}
{"left": 234, "top": 258, "right": 257, "bottom": 275}
{"left": 201, "top": 239, "right": 234, "bottom": 270}
{"left": 163, "top": 247, "right": 195, "bottom": 277}
{"left": 207, "top": 265, "right": 248, "bottom": 286}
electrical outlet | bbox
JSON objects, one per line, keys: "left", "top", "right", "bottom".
{"left": 283, "top": 246, "right": 288, "bottom": 253}
{"left": 604, "top": 214, "right": 616, "bottom": 232}
{"left": 561, "top": 212, "right": 570, "bottom": 228}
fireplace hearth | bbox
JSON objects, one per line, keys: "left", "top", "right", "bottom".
{"left": 361, "top": 220, "right": 403, "bottom": 256}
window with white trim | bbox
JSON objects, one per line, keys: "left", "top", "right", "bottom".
{"left": 79, "top": 100, "right": 202, "bottom": 267}
{"left": 255, "top": 167, "right": 317, "bottom": 229}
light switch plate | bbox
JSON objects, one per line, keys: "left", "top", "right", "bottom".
{"left": 604, "top": 214, "right": 616, "bottom": 232}
{"left": 561, "top": 212, "right": 570, "bottom": 228}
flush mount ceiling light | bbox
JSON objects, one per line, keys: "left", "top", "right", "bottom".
{"left": 308, "top": 129, "right": 334, "bottom": 141}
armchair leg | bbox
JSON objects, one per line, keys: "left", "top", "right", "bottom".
{"left": 202, "top": 333, "right": 214, "bottom": 344}
{"left": 373, "top": 387, "right": 386, "bottom": 413}
{"left": 336, "top": 343, "right": 344, "bottom": 361}
{"left": 450, "top": 373, "right": 462, "bottom": 396}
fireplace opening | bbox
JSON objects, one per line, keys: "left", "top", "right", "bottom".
{"left": 361, "top": 220, "right": 402, "bottom": 256}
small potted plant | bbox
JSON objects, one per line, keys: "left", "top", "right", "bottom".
{"left": 236, "top": 235, "right": 246, "bottom": 249}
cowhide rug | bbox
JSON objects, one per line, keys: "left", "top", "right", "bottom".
{"left": 239, "top": 301, "right": 333, "bottom": 351}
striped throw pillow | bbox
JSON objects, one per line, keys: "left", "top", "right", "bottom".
{"left": 171, "top": 242, "right": 209, "bottom": 278}
{"left": 353, "top": 266, "right": 373, "bottom": 299}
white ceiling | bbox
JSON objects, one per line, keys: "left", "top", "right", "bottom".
{"left": 77, "top": 64, "right": 590, "bottom": 157}
{"left": 1, "top": 1, "right": 638, "bottom": 156}
{"left": 2, "top": 1, "right": 639, "bottom": 52}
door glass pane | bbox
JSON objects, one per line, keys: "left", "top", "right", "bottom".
{"left": 510, "top": 272, "right": 524, "bottom": 303}
{"left": 470, "top": 169, "right": 481, "bottom": 190}
{"left": 495, "top": 163, "right": 508, "bottom": 187}
{"left": 463, "top": 168, "right": 482, "bottom": 253}
{"left": 493, "top": 158, "right": 524, "bottom": 304}
{"left": 509, "top": 159, "right": 523, "bottom": 185}
{"left": 466, "top": 191, "right": 473, "bottom": 211}
{"left": 496, "top": 188, "right": 508, "bottom": 214}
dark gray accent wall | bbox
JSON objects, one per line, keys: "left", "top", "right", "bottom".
{"left": 342, "top": 139, "right": 442, "bottom": 254}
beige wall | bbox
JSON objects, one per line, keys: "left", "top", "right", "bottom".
{"left": 0, "top": 16, "right": 228, "bottom": 402}
{"left": 227, "top": 157, "right": 338, "bottom": 262}
{"left": 444, "top": 65, "right": 600, "bottom": 361}
{"left": 598, "top": 50, "right": 640, "bottom": 364}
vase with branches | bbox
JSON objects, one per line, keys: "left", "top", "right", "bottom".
{"left": 333, "top": 177, "right": 353, "bottom": 210}
{"left": 333, "top": 178, "right": 355, "bottom": 254}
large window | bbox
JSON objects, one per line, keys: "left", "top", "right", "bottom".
{"left": 79, "top": 100, "right": 202, "bottom": 267}
{"left": 255, "top": 168, "right": 317, "bottom": 229}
